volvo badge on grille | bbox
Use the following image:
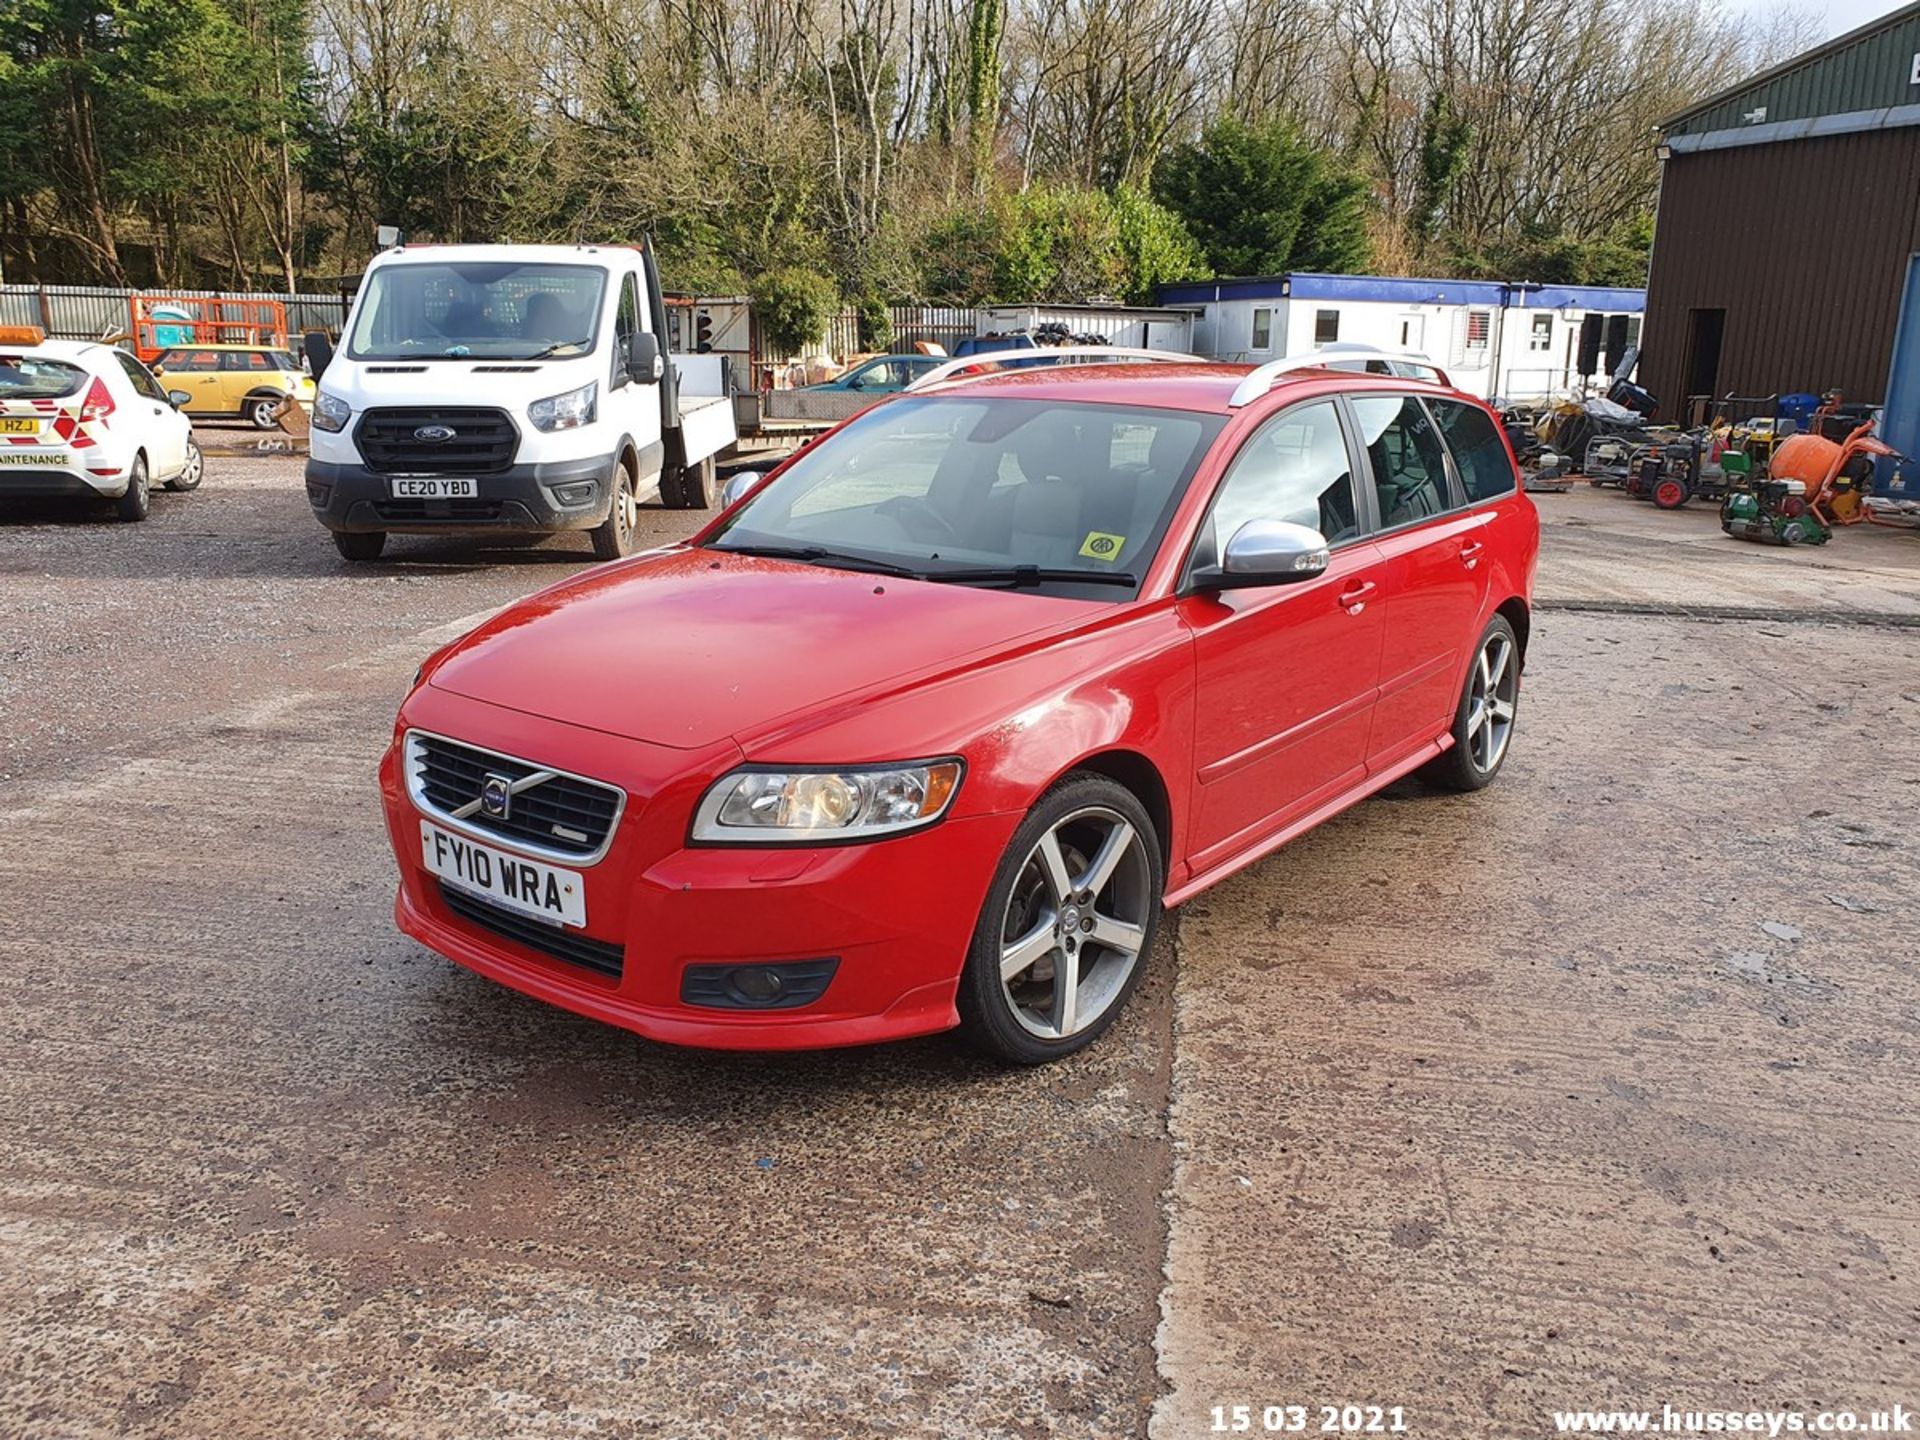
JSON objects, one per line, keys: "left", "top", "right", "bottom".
{"left": 413, "top": 424, "right": 458, "bottom": 443}
{"left": 479, "top": 773, "right": 514, "bottom": 819}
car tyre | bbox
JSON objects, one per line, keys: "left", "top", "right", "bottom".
{"left": 167, "top": 439, "right": 204, "bottom": 492}
{"left": 1420, "top": 614, "right": 1520, "bottom": 792}
{"left": 333, "top": 530, "right": 387, "bottom": 562}
{"left": 115, "top": 453, "right": 151, "bottom": 522}
{"left": 956, "top": 773, "right": 1164, "bottom": 1065}
{"left": 661, "top": 455, "right": 715, "bottom": 510}
{"left": 591, "top": 457, "right": 641, "bottom": 560}
{"left": 247, "top": 395, "right": 282, "bottom": 430}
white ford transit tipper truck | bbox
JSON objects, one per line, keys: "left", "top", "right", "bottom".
{"left": 304, "top": 240, "right": 736, "bottom": 561}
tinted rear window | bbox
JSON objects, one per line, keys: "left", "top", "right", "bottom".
{"left": 0, "top": 356, "right": 86, "bottom": 400}
{"left": 1432, "top": 399, "right": 1517, "bottom": 502}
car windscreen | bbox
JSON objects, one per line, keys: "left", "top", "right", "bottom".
{"left": 708, "top": 396, "right": 1225, "bottom": 598}
{"left": 346, "top": 261, "right": 608, "bottom": 361}
{"left": 0, "top": 355, "right": 86, "bottom": 400}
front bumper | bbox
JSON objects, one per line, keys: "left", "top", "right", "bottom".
{"left": 378, "top": 690, "right": 1014, "bottom": 1051}
{"left": 306, "top": 451, "right": 619, "bottom": 535}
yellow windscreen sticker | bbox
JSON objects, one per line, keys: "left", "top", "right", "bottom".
{"left": 1079, "top": 532, "right": 1126, "bottom": 562}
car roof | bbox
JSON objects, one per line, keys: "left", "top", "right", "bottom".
{"left": 2, "top": 340, "right": 109, "bottom": 364}
{"left": 913, "top": 360, "right": 1464, "bottom": 414}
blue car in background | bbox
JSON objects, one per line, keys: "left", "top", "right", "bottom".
{"left": 803, "top": 354, "right": 944, "bottom": 393}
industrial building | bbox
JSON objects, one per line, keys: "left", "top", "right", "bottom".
{"left": 1156, "top": 273, "right": 1645, "bottom": 400}
{"left": 1642, "top": 0, "right": 1920, "bottom": 450}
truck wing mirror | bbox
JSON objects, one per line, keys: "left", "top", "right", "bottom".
{"left": 303, "top": 330, "right": 334, "bottom": 381}
{"left": 629, "top": 333, "right": 662, "bottom": 385}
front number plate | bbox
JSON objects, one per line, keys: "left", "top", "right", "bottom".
{"left": 391, "top": 477, "right": 478, "bottom": 499}
{"left": 421, "top": 821, "right": 586, "bottom": 927}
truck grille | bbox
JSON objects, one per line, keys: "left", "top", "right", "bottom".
{"left": 357, "top": 407, "right": 516, "bottom": 474}
{"left": 406, "top": 731, "right": 624, "bottom": 861}
{"left": 439, "top": 883, "right": 624, "bottom": 980}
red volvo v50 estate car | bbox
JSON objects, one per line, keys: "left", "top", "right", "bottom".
{"left": 378, "top": 347, "right": 1539, "bottom": 1063}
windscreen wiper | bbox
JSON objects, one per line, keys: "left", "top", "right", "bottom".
{"left": 708, "top": 542, "right": 926, "bottom": 579}
{"left": 522, "top": 338, "right": 594, "bottom": 359}
{"left": 920, "top": 565, "right": 1138, "bottom": 589}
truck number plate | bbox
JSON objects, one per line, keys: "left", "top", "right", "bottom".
{"left": 391, "top": 477, "right": 478, "bottom": 499}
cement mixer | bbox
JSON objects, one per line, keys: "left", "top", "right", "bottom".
{"left": 1721, "top": 420, "right": 1913, "bottom": 545}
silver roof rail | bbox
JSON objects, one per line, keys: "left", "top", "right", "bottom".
{"left": 908, "top": 345, "right": 1203, "bottom": 392}
{"left": 1227, "top": 343, "right": 1451, "bottom": 408}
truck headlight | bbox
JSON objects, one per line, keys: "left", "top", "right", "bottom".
{"left": 528, "top": 381, "right": 598, "bottom": 432}
{"left": 312, "top": 391, "right": 351, "bottom": 432}
{"left": 690, "top": 761, "right": 963, "bottom": 843}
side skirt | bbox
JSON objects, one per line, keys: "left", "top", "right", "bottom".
{"left": 1163, "top": 736, "right": 1450, "bottom": 908}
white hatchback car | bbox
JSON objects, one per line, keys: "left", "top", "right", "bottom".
{"left": 0, "top": 329, "right": 202, "bottom": 521}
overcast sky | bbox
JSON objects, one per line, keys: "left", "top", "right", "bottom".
{"left": 1788, "top": 0, "right": 1910, "bottom": 36}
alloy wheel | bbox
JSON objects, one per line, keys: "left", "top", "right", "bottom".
{"left": 998, "top": 806, "right": 1151, "bottom": 1040}
{"left": 1466, "top": 630, "right": 1517, "bottom": 772}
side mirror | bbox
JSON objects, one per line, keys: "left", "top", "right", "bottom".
{"left": 629, "top": 332, "right": 662, "bottom": 385}
{"left": 720, "top": 470, "right": 763, "bottom": 507}
{"left": 303, "top": 330, "right": 334, "bottom": 381}
{"left": 1193, "top": 520, "right": 1330, "bottom": 591}
{"left": 168, "top": 390, "right": 193, "bottom": 409}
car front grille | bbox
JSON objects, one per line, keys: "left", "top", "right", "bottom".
{"left": 439, "top": 883, "right": 624, "bottom": 979}
{"left": 357, "top": 407, "right": 516, "bottom": 474}
{"left": 406, "top": 731, "right": 624, "bottom": 861}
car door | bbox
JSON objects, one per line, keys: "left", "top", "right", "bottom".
{"left": 172, "top": 349, "right": 223, "bottom": 413}
{"left": 1345, "top": 392, "right": 1491, "bottom": 767}
{"left": 114, "top": 352, "right": 187, "bottom": 476}
{"left": 1178, "top": 397, "right": 1387, "bottom": 869}
{"left": 113, "top": 351, "right": 186, "bottom": 476}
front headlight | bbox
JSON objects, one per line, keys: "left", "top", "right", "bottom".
{"left": 691, "top": 761, "right": 963, "bottom": 844}
{"left": 312, "top": 391, "right": 350, "bottom": 432}
{"left": 528, "top": 381, "right": 598, "bottom": 432}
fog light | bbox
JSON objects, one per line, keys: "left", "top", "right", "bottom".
{"left": 730, "top": 967, "right": 785, "bottom": 1003}
{"left": 552, "top": 479, "right": 597, "bottom": 506}
{"left": 306, "top": 480, "right": 332, "bottom": 507}
{"left": 679, "top": 958, "right": 840, "bottom": 1010}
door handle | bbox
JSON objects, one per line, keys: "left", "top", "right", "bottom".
{"left": 1338, "top": 580, "right": 1377, "bottom": 614}
{"left": 1460, "top": 540, "right": 1485, "bottom": 569}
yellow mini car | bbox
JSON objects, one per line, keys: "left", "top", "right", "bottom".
{"left": 149, "top": 343, "right": 316, "bottom": 429}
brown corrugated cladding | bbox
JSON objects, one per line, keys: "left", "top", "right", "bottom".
{"left": 1640, "top": 126, "right": 1920, "bottom": 415}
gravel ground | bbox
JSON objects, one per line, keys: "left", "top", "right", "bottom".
{"left": 2, "top": 457, "right": 1916, "bottom": 1439}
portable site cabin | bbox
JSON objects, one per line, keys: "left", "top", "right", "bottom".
{"left": 1156, "top": 274, "right": 1647, "bottom": 401}
{"left": 974, "top": 304, "right": 1195, "bottom": 352}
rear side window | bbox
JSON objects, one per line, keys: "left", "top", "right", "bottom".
{"left": 1430, "top": 399, "right": 1517, "bottom": 503}
{"left": 1349, "top": 395, "right": 1458, "bottom": 527}
{"left": 0, "top": 356, "right": 86, "bottom": 399}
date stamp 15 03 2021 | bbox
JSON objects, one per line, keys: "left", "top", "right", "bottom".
{"left": 1211, "top": 1405, "right": 1410, "bottom": 1434}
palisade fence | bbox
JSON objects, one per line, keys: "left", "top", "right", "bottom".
{"left": 0, "top": 284, "right": 347, "bottom": 343}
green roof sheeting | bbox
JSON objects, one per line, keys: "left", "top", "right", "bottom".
{"left": 1663, "top": 2, "right": 1920, "bottom": 139}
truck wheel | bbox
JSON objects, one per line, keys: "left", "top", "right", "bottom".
{"left": 333, "top": 530, "right": 386, "bottom": 562}
{"left": 591, "top": 458, "right": 640, "bottom": 560}
{"left": 661, "top": 455, "right": 715, "bottom": 510}
{"left": 115, "top": 454, "right": 151, "bottom": 522}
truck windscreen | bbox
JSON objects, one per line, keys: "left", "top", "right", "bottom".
{"left": 346, "top": 262, "right": 609, "bottom": 361}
